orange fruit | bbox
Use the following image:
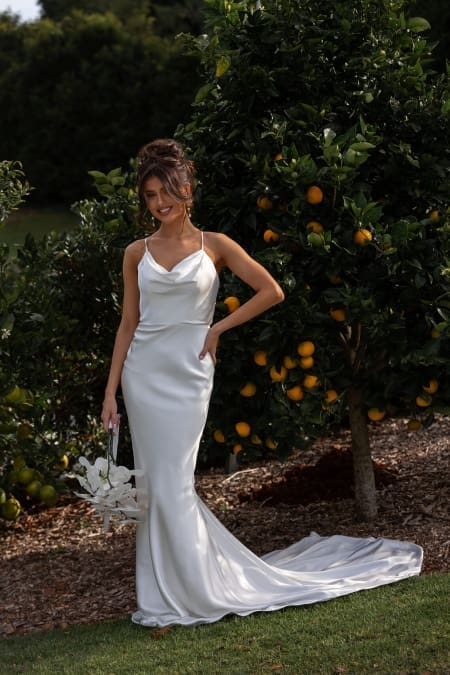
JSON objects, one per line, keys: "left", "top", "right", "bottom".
{"left": 325, "top": 389, "right": 338, "bottom": 404}
{"left": 240, "top": 382, "right": 257, "bottom": 397}
{"left": 251, "top": 434, "right": 262, "bottom": 445}
{"left": 213, "top": 429, "right": 225, "bottom": 443}
{"left": 274, "top": 152, "right": 283, "bottom": 161}
{"left": 430, "top": 328, "right": 441, "bottom": 339}
{"left": 422, "top": 379, "right": 438, "bottom": 394}
{"left": 235, "top": 421, "right": 251, "bottom": 437}
{"left": 430, "top": 210, "right": 439, "bottom": 222}
{"left": 330, "top": 308, "right": 346, "bottom": 322}
{"left": 416, "top": 394, "right": 432, "bottom": 408}
{"left": 303, "top": 374, "right": 320, "bottom": 389}
{"left": 269, "top": 365, "right": 288, "bottom": 382}
{"left": 297, "top": 341, "right": 315, "bottom": 357}
{"left": 286, "top": 385, "right": 304, "bottom": 401}
{"left": 224, "top": 296, "right": 240, "bottom": 313}
{"left": 299, "top": 356, "right": 314, "bottom": 370}
{"left": 306, "top": 221, "right": 324, "bottom": 233}
{"left": 283, "top": 355, "right": 297, "bottom": 369}
{"left": 367, "top": 408, "right": 385, "bottom": 421}
{"left": 305, "top": 185, "right": 323, "bottom": 205}
{"left": 257, "top": 195, "right": 273, "bottom": 210}
{"left": 353, "top": 229, "right": 373, "bottom": 246}
{"left": 328, "top": 274, "right": 343, "bottom": 285}
{"left": 233, "top": 444, "right": 243, "bottom": 455}
{"left": 265, "top": 438, "right": 278, "bottom": 450}
{"left": 407, "top": 419, "right": 422, "bottom": 430}
{"left": 263, "top": 229, "right": 280, "bottom": 243}
{"left": 254, "top": 350, "right": 268, "bottom": 366}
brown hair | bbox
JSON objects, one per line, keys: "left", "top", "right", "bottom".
{"left": 136, "top": 138, "right": 195, "bottom": 228}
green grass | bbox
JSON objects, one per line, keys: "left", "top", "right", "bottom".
{"left": 2, "top": 575, "right": 449, "bottom": 674}
{"left": 0, "top": 206, "right": 78, "bottom": 254}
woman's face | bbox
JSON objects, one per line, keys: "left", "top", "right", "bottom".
{"left": 143, "top": 175, "right": 189, "bottom": 225}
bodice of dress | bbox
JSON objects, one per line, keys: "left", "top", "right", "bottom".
{"left": 137, "top": 235, "right": 220, "bottom": 327}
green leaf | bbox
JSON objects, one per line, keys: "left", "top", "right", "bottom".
{"left": 407, "top": 17, "right": 431, "bottom": 33}
{"left": 215, "top": 55, "right": 231, "bottom": 78}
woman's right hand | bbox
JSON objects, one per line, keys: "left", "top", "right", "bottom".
{"left": 101, "top": 395, "right": 120, "bottom": 433}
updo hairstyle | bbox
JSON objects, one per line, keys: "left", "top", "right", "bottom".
{"left": 136, "top": 138, "right": 195, "bottom": 228}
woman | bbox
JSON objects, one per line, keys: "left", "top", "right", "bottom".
{"left": 101, "top": 138, "right": 422, "bottom": 628}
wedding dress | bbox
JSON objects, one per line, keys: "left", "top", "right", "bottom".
{"left": 121, "top": 232, "right": 422, "bottom": 628}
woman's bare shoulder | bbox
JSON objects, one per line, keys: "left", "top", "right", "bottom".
{"left": 124, "top": 238, "right": 146, "bottom": 261}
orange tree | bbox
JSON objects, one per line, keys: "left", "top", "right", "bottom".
{"left": 177, "top": 0, "right": 450, "bottom": 519}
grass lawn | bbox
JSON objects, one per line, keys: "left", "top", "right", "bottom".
{"left": 2, "top": 574, "right": 449, "bottom": 674}
{"left": 0, "top": 206, "right": 78, "bottom": 254}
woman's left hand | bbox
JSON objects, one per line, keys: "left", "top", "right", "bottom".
{"left": 199, "top": 326, "right": 220, "bottom": 364}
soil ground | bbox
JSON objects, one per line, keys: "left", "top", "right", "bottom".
{"left": 1, "top": 417, "right": 449, "bottom": 638}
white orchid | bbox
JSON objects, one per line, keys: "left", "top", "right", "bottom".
{"left": 74, "top": 454, "right": 146, "bottom": 530}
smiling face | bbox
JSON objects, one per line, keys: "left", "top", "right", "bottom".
{"left": 143, "top": 175, "right": 190, "bottom": 225}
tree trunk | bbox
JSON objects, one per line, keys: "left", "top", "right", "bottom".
{"left": 348, "top": 385, "right": 378, "bottom": 520}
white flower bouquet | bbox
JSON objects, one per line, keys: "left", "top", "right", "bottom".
{"left": 74, "top": 420, "right": 145, "bottom": 531}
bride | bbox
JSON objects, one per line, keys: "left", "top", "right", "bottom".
{"left": 101, "top": 138, "right": 422, "bottom": 628}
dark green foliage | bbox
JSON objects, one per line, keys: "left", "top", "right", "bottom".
{"left": 175, "top": 0, "right": 450, "bottom": 470}
{"left": 0, "top": 10, "right": 200, "bottom": 203}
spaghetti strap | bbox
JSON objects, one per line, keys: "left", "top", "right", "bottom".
{"left": 201, "top": 231, "right": 204, "bottom": 250}
{"left": 144, "top": 237, "right": 148, "bottom": 252}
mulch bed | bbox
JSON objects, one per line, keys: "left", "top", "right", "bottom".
{"left": 1, "top": 417, "right": 449, "bottom": 638}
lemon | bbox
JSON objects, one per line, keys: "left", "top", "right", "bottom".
{"left": 26, "top": 480, "right": 43, "bottom": 498}
{"left": 265, "top": 438, "right": 278, "bottom": 450}
{"left": 235, "top": 422, "right": 251, "bottom": 438}
{"left": 0, "top": 488, "right": 6, "bottom": 505}
{"left": 407, "top": 419, "right": 422, "bottom": 431}
{"left": 13, "top": 455, "right": 26, "bottom": 470}
{"left": 254, "top": 350, "right": 268, "bottom": 366}
{"left": 1, "top": 497, "right": 21, "bottom": 520}
{"left": 54, "top": 454, "right": 70, "bottom": 471}
{"left": 17, "top": 466, "right": 35, "bottom": 486}
{"left": 430, "top": 327, "right": 441, "bottom": 339}
{"left": 251, "top": 434, "right": 262, "bottom": 445}
{"left": 233, "top": 444, "right": 243, "bottom": 455}
{"left": 240, "top": 382, "right": 257, "bottom": 397}
{"left": 39, "top": 485, "right": 58, "bottom": 506}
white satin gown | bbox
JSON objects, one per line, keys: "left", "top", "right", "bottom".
{"left": 121, "top": 232, "right": 423, "bottom": 628}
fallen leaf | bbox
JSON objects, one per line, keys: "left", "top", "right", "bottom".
{"left": 150, "top": 626, "right": 172, "bottom": 640}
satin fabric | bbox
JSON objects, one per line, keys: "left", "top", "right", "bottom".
{"left": 121, "top": 235, "right": 422, "bottom": 628}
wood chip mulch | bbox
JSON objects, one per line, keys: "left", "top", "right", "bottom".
{"left": 1, "top": 417, "right": 449, "bottom": 638}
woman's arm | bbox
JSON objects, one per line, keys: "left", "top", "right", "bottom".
{"left": 101, "top": 242, "right": 141, "bottom": 431}
{"left": 200, "top": 233, "right": 284, "bottom": 361}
